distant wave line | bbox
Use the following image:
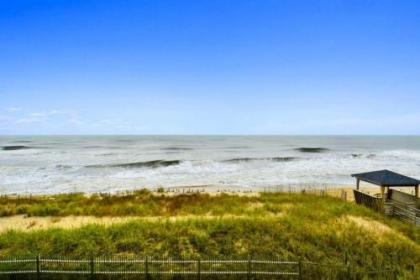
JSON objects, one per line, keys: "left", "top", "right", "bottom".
{"left": 295, "top": 147, "right": 329, "bottom": 153}
{"left": 1, "top": 145, "right": 32, "bottom": 151}
{"left": 223, "top": 157, "right": 296, "bottom": 163}
{"left": 85, "top": 160, "right": 182, "bottom": 169}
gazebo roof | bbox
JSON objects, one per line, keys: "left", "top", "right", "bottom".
{"left": 351, "top": 170, "right": 420, "bottom": 187}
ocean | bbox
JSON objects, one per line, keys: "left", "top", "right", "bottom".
{"left": 0, "top": 135, "right": 420, "bottom": 194}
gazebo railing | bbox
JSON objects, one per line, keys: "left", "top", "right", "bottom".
{"left": 388, "top": 200, "right": 420, "bottom": 226}
{"left": 353, "top": 190, "right": 382, "bottom": 211}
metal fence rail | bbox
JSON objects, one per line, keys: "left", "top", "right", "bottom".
{"left": 0, "top": 256, "right": 414, "bottom": 280}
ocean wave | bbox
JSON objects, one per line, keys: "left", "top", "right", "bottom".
{"left": 161, "top": 147, "right": 193, "bottom": 151}
{"left": 1, "top": 145, "right": 32, "bottom": 151}
{"left": 116, "top": 139, "right": 136, "bottom": 143}
{"left": 295, "top": 147, "right": 329, "bottom": 153}
{"left": 223, "top": 157, "right": 295, "bottom": 163}
{"left": 380, "top": 149, "right": 420, "bottom": 160}
{"left": 351, "top": 153, "right": 375, "bottom": 158}
{"left": 86, "top": 160, "right": 182, "bottom": 169}
{"left": 56, "top": 164, "right": 73, "bottom": 170}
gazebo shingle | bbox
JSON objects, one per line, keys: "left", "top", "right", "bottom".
{"left": 351, "top": 170, "right": 420, "bottom": 187}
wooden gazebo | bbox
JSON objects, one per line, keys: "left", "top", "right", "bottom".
{"left": 351, "top": 170, "right": 420, "bottom": 223}
{"left": 352, "top": 169, "right": 419, "bottom": 200}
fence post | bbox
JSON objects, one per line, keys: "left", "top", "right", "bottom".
{"left": 90, "top": 256, "right": 95, "bottom": 280}
{"left": 247, "top": 256, "right": 252, "bottom": 280}
{"left": 145, "top": 256, "right": 149, "bottom": 280}
{"left": 36, "top": 254, "right": 40, "bottom": 280}
{"left": 197, "top": 259, "right": 201, "bottom": 280}
{"left": 298, "top": 259, "right": 303, "bottom": 280}
{"left": 344, "top": 252, "right": 351, "bottom": 280}
{"left": 390, "top": 253, "right": 396, "bottom": 280}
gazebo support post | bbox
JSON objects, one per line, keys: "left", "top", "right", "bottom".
{"left": 380, "top": 186, "right": 385, "bottom": 204}
{"left": 415, "top": 185, "right": 419, "bottom": 198}
{"left": 356, "top": 179, "right": 360, "bottom": 190}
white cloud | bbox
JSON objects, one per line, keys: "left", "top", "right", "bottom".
{"left": 6, "top": 107, "right": 22, "bottom": 112}
{"left": 14, "top": 111, "right": 57, "bottom": 124}
{"left": 5, "top": 109, "right": 79, "bottom": 126}
{"left": 257, "top": 112, "right": 420, "bottom": 135}
{"left": 0, "top": 109, "right": 151, "bottom": 134}
{"left": 0, "top": 115, "right": 13, "bottom": 124}
{"left": 317, "top": 113, "right": 420, "bottom": 128}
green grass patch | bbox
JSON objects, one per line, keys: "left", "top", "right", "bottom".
{"left": 0, "top": 191, "right": 419, "bottom": 278}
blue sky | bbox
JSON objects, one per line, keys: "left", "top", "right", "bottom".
{"left": 0, "top": 0, "right": 419, "bottom": 135}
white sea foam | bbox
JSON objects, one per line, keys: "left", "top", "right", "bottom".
{"left": 0, "top": 136, "right": 420, "bottom": 194}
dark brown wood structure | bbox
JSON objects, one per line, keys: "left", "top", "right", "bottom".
{"left": 351, "top": 170, "right": 419, "bottom": 225}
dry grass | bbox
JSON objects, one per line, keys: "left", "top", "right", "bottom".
{"left": 0, "top": 192, "right": 418, "bottom": 278}
{"left": 0, "top": 213, "right": 288, "bottom": 233}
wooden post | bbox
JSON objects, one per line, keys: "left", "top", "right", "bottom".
{"left": 145, "top": 256, "right": 149, "bottom": 280}
{"left": 36, "top": 254, "right": 40, "bottom": 280}
{"left": 415, "top": 185, "right": 419, "bottom": 198}
{"left": 90, "top": 256, "right": 95, "bottom": 280}
{"left": 341, "top": 190, "right": 347, "bottom": 201}
{"left": 344, "top": 251, "right": 350, "bottom": 279}
{"left": 380, "top": 186, "right": 385, "bottom": 204}
{"left": 298, "top": 259, "right": 302, "bottom": 280}
{"left": 197, "top": 259, "right": 201, "bottom": 280}
{"left": 356, "top": 179, "right": 360, "bottom": 190}
{"left": 247, "top": 256, "right": 252, "bottom": 280}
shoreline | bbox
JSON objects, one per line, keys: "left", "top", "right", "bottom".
{"left": 2, "top": 185, "right": 412, "bottom": 201}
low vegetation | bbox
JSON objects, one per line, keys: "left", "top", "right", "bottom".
{"left": 0, "top": 191, "right": 419, "bottom": 278}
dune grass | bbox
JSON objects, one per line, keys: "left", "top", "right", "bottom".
{"left": 0, "top": 190, "right": 263, "bottom": 217}
{"left": 0, "top": 191, "right": 419, "bottom": 278}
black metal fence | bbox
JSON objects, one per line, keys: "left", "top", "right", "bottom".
{"left": 0, "top": 256, "right": 413, "bottom": 280}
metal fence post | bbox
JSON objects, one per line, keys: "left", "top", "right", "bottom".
{"left": 36, "top": 254, "right": 40, "bottom": 280}
{"left": 90, "top": 256, "right": 95, "bottom": 280}
{"left": 197, "top": 259, "right": 201, "bottom": 280}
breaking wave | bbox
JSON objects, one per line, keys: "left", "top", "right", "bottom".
{"left": 351, "top": 153, "right": 375, "bottom": 159}
{"left": 86, "top": 160, "right": 182, "bottom": 169}
{"left": 161, "top": 147, "right": 193, "bottom": 151}
{"left": 223, "top": 157, "right": 296, "bottom": 163}
{"left": 1, "top": 145, "right": 32, "bottom": 151}
{"left": 295, "top": 147, "right": 329, "bottom": 153}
